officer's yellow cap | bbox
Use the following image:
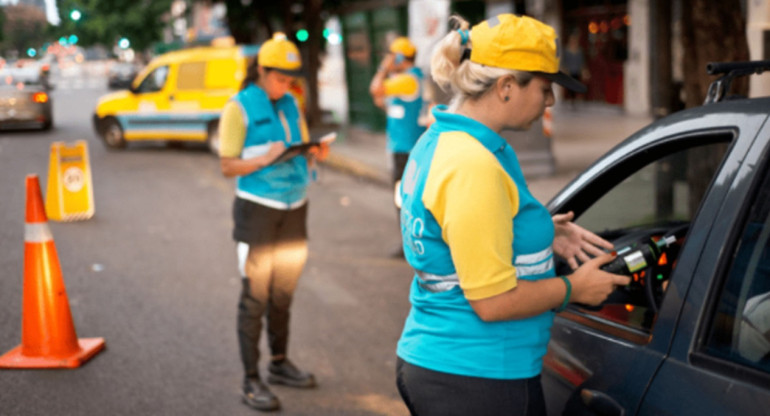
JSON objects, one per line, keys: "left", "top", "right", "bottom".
{"left": 258, "top": 32, "right": 302, "bottom": 76}
{"left": 389, "top": 37, "right": 416, "bottom": 58}
{"left": 469, "top": 14, "right": 585, "bottom": 93}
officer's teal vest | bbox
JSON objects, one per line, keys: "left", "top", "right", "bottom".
{"left": 235, "top": 84, "right": 308, "bottom": 209}
{"left": 386, "top": 67, "right": 426, "bottom": 153}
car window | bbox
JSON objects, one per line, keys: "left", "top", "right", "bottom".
{"left": 703, "top": 168, "right": 770, "bottom": 374}
{"left": 571, "top": 140, "right": 730, "bottom": 334}
{"left": 136, "top": 65, "right": 169, "bottom": 93}
{"left": 177, "top": 61, "right": 205, "bottom": 90}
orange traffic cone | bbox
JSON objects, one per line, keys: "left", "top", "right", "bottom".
{"left": 0, "top": 175, "right": 105, "bottom": 369}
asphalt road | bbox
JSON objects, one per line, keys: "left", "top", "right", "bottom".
{"left": 0, "top": 67, "right": 413, "bottom": 415}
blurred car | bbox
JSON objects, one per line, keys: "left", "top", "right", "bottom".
{"left": 107, "top": 62, "right": 139, "bottom": 90}
{"left": 0, "top": 67, "right": 53, "bottom": 131}
{"left": 541, "top": 61, "right": 770, "bottom": 415}
{"left": 93, "top": 43, "right": 307, "bottom": 154}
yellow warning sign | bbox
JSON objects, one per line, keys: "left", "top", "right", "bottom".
{"left": 45, "top": 140, "right": 94, "bottom": 221}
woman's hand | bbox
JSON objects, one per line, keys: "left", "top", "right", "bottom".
{"left": 568, "top": 253, "right": 631, "bottom": 306}
{"left": 306, "top": 142, "right": 330, "bottom": 162}
{"left": 552, "top": 211, "right": 614, "bottom": 270}
{"left": 264, "top": 141, "right": 286, "bottom": 164}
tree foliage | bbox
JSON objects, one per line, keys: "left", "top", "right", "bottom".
{"left": 54, "top": 0, "right": 173, "bottom": 52}
{"left": 216, "top": 0, "right": 342, "bottom": 125}
{"left": 0, "top": 5, "right": 49, "bottom": 55}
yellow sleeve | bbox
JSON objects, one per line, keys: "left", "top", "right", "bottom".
{"left": 383, "top": 73, "right": 419, "bottom": 97}
{"left": 423, "top": 133, "right": 520, "bottom": 300}
{"left": 218, "top": 101, "right": 246, "bottom": 158}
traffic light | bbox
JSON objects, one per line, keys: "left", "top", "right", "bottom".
{"left": 118, "top": 38, "right": 130, "bottom": 49}
{"left": 70, "top": 9, "right": 81, "bottom": 21}
{"left": 69, "top": 34, "right": 79, "bottom": 45}
{"left": 296, "top": 29, "right": 309, "bottom": 42}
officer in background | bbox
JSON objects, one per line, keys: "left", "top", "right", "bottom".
{"left": 369, "top": 37, "right": 426, "bottom": 258}
{"left": 219, "top": 33, "right": 317, "bottom": 412}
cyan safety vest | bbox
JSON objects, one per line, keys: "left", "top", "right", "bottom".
{"left": 234, "top": 84, "right": 309, "bottom": 210}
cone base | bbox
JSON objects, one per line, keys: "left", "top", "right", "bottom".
{"left": 0, "top": 337, "right": 105, "bottom": 369}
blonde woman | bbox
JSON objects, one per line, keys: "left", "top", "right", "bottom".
{"left": 395, "top": 15, "right": 630, "bottom": 415}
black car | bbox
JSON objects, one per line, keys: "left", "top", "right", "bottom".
{"left": 542, "top": 61, "right": 770, "bottom": 415}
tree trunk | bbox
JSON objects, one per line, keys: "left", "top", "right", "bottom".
{"left": 304, "top": 0, "right": 324, "bottom": 126}
{"left": 680, "top": 0, "right": 749, "bottom": 217}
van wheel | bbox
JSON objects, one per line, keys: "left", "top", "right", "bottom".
{"left": 102, "top": 118, "right": 126, "bottom": 149}
{"left": 206, "top": 122, "right": 220, "bottom": 155}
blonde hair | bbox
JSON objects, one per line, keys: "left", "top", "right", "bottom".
{"left": 431, "top": 15, "right": 533, "bottom": 108}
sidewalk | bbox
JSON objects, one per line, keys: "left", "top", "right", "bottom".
{"left": 319, "top": 102, "right": 652, "bottom": 204}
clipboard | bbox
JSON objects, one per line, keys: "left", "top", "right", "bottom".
{"left": 270, "top": 132, "right": 336, "bottom": 165}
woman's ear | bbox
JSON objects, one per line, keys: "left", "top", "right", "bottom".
{"left": 496, "top": 75, "right": 516, "bottom": 102}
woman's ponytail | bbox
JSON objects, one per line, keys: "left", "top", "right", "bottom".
{"left": 430, "top": 15, "right": 470, "bottom": 92}
{"left": 240, "top": 55, "right": 260, "bottom": 91}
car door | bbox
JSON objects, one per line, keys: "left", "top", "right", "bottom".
{"left": 121, "top": 64, "right": 171, "bottom": 140}
{"left": 170, "top": 58, "right": 237, "bottom": 141}
{"left": 541, "top": 105, "right": 769, "bottom": 416}
{"left": 637, "top": 120, "right": 770, "bottom": 416}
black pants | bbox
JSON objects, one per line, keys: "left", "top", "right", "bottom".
{"left": 392, "top": 152, "right": 410, "bottom": 184}
{"left": 234, "top": 200, "right": 308, "bottom": 379}
{"left": 396, "top": 358, "right": 547, "bottom": 416}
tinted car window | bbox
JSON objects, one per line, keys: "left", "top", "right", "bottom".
{"left": 572, "top": 141, "right": 729, "bottom": 334}
{"left": 136, "top": 65, "right": 169, "bottom": 93}
{"left": 704, "top": 169, "right": 770, "bottom": 374}
{"left": 176, "top": 61, "right": 205, "bottom": 90}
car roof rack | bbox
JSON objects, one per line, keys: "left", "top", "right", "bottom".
{"left": 704, "top": 60, "right": 770, "bottom": 104}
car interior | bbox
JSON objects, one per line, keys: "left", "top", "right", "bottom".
{"left": 553, "top": 133, "right": 734, "bottom": 333}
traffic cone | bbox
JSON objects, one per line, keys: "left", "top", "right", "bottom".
{"left": 0, "top": 175, "right": 105, "bottom": 369}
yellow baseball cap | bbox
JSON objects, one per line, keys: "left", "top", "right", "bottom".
{"left": 469, "top": 14, "right": 586, "bottom": 93}
{"left": 258, "top": 32, "right": 303, "bottom": 76}
{"left": 389, "top": 37, "right": 416, "bottom": 58}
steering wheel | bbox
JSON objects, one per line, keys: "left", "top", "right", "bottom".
{"left": 607, "top": 225, "right": 688, "bottom": 313}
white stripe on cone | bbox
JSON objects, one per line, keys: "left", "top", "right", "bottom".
{"left": 25, "top": 222, "right": 53, "bottom": 243}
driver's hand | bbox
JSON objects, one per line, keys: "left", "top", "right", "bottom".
{"left": 553, "top": 211, "right": 614, "bottom": 270}
{"left": 568, "top": 253, "right": 631, "bottom": 306}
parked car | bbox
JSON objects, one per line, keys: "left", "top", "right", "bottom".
{"left": 541, "top": 61, "right": 770, "bottom": 415}
{"left": 107, "top": 61, "right": 140, "bottom": 90}
{"left": 0, "top": 66, "right": 53, "bottom": 131}
{"left": 92, "top": 44, "right": 306, "bottom": 154}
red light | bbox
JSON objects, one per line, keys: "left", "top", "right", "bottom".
{"left": 633, "top": 273, "right": 639, "bottom": 282}
{"left": 33, "top": 92, "right": 48, "bottom": 103}
{"left": 625, "top": 304, "right": 634, "bottom": 312}
{"left": 658, "top": 252, "right": 668, "bottom": 266}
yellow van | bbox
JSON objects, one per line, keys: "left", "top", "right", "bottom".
{"left": 92, "top": 45, "right": 259, "bottom": 153}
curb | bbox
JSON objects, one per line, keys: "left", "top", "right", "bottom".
{"left": 321, "top": 151, "right": 391, "bottom": 188}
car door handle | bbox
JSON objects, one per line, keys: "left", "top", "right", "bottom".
{"left": 580, "top": 389, "right": 625, "bottom": 416}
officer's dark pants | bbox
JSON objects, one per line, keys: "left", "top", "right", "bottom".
{"left": 234, "top": 200, "right": 308, "bottom": 379}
